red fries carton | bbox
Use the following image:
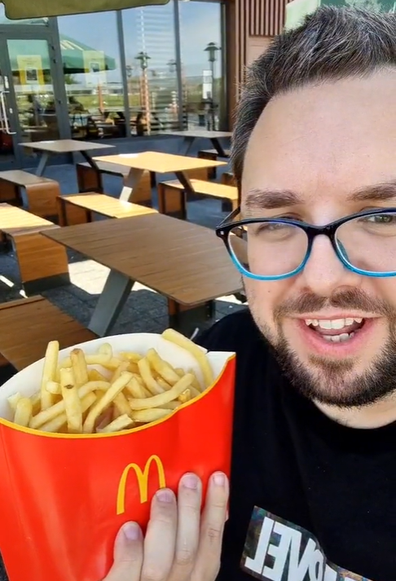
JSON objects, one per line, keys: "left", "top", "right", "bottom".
{"left": 0, "top": 333, "right": 235, "bottom": 581}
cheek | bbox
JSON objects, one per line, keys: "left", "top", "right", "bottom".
{"left": 244, "top": 277, "right": 289, "bottom": 328}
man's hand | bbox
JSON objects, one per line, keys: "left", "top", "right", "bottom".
{"left": 103, "top": 471, "right": 229, "bottom": 581}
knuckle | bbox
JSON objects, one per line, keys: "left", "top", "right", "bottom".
{"left": 175, "top": 546, "right": 195, "bottom": 567}
{"left": 141, "top": 565, "right": 165, "bottom": 581}
{"left": 204, "top": 524, "right": 223, "bottom": 544}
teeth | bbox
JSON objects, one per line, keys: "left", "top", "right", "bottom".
{"left": 323, "top": 332, "right": 355, "bottom": 342}
{"left": 304, "top": 317, "right": 363, "bottom": 329}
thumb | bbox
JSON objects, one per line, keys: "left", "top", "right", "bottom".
{"left": 103, "top": 522, "right": 143, "bottom": 581}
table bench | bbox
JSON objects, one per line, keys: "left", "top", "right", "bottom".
{"left": 0, "top": 296, "right": 95, "bottom": 371}
{"left": 198, "top": 148, "right": 231, "bottom": 180}
{"left": 157, "top": 178, "right": 238, "bottom": 219}
{"left": 76, "top": 160, "right": 153, "bottom": 205}
{"left": 0, "top": 170, "right": 61, "bottom": 219}
{"left": 57, "top": 193, "right": 157, "bottom": 226}
{"left": 0, "top": 204, "right": 70, "bottom": 294}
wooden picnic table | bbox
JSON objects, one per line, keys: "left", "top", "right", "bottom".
{"left": 43, "top": 213, "right": 242, "bottom": 337}
{"left": 95, "top": 150, "right": 227, "bottom": 203}
{"left": 20, "top": 139, "right": 115, "bottom": 177}
{"left": 164, "top": 130, "right": 232, "bottom": 156}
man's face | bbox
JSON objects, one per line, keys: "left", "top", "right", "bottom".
{"left": 242, "top": 71, "right": 396, "bottom": 407}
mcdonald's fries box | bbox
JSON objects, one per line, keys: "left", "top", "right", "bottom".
{"left": 0, "top": 332, "right": 235, "bottom": 581}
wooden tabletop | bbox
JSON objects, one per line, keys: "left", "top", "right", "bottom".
{"left": 95, "top": 151, "right": 227, "bottom": 174}
{"left": 165, "top": 130, "right": 232, "bottom": 139}
{"left": 43, "top": 214, "right": 242, "bottom": 305}
{"left": 20, "top": 139, "right": 115, "bottom": 154}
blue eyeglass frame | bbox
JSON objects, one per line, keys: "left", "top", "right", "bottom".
{"left": 215, "top": 207, "right": 396, "bottom": 281}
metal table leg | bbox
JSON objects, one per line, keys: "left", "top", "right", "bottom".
{"left": 211, "top": 138, "right": 228, "bottom": 158}
{"left": 179, "top": 137, "right": 195, "bottom": 156}
{"left": 88, "top": 270, "right": 134, "bottom": 336}
{"left": 120, "top": 168, "right": 144, "bottom": 202}
{"left": 35, "top": 152, "right": 50, "bottom": 176}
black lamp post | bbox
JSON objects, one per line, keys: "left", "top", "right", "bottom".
{"left": 204, "top": 42, "right": 220, "bottom": 130}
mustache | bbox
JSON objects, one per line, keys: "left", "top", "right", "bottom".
{"left": 274, "top": 289, "right": 395, "bottom": 318}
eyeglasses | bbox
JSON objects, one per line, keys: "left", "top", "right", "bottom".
{"left": 215, "top": 208, "right": 396, "bottom": 280}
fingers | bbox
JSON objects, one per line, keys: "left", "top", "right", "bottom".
{"left": 168, "top": 473, "right": 202, "bottom": 581}
{"left": 193, "top": 472, "right": 229, "bottom": 581}
{"left": 103, "top": 522, "right": 143, "bottom": 581}
{"left": 142, "top": 488, "right": 178, "bottom": 581}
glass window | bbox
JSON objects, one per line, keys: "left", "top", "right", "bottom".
{"left": 57, "top": 11, "right": 125, "bottom": 140}
{"left": 179, "top": 0, "right": 223, "bottom": 130}
{"left": 8, "top": 39, "right": 61, "bottom": 142}
{"left": 122, "top": 2, "right": 179, "bottom": 136}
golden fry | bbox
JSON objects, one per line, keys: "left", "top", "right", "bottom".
{"left": 128, "top": 373, "right": 193, "bottom": 410}
{"left": 157, "top": 378, "right": 172, "bottom": 391}
{"left": 59, "top": 353, "right": 111, "bottom": 369}
{"left": 14, "top": 397, "right": 33, "bottom": 427}
{"left": 40, "top": 393, "right": 96, "bottom": 433}
{"left": 88, "top": 369, "right": 108, "bottom": 382}
{"left": 83, "top": 372, "right": 133, "bottom": 434}
{"left": 119, "top": 352, "right": 142, "bottom": 363}
{"left": 71, "top": 349, "right": 89, "bottom": 388}
{"left": 146, "top": 349, "right": 181, "bottom": 385}
{"left": 97, "top": 414, "right": 134, "bottom": 433}
{"left": 162, "top": 328, "right": 214, "bottom": 388}
{"left": 178, "top": 388, "right": 191, "bottom": 404}
{"left": 30, "top": 380, "right": 110, "bottom": 429}
{"left": 111, "top": 361, "right": 130, "bottom": 384}
{"left": 124, "top": 376, "right": 147, "bottom": 399}
{"left": 137, "top": 357, "right": 164, "bottom": 395}
{"left": 60, "top": 368, "right": 83, "bottom": 434}
{"left": 131, "top": 408, "right": 171, "bottom": 422}
{"left": 40, "top": 341, "right": 59, "bottom": 410}
{"left": 114, "top": 392, "right": 134, "bottom": 419}
{"left": 7, "top": 392, "right": 22, "bottom": 413}
{"left": 46, "top": 381, "right": 61, "bottom": 395}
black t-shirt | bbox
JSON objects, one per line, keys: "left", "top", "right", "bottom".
{"left": 198, "top": 309, "right": 396, "bottom": 581}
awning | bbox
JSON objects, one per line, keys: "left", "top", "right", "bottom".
{"left": 1, "top": 0, "right": 169, "bottom": 19}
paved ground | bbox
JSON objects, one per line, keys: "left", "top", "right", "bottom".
{"left": 0, "top": 138, "right": 246, "bottom": 580}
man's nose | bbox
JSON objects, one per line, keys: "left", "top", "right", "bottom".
{"left": 299, "top": 235, "right": 362, "bottom": 295}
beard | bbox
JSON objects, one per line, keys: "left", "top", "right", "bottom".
{"left": 248, "top": 286, "right": 396, "bottom": 408}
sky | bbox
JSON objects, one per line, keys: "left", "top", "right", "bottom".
{"left": 56, "top": 0, "right": 222, "bottom": 80}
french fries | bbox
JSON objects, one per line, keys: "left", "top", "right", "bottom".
{"left": 6, "top": 328, "right": 214, "bottom": 435}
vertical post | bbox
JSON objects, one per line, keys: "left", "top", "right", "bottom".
{"left": 117, "top": 10, "right": 131, "bottom": 138}
{"left": 173, "top": 0, "right": 185, "bottom": 130}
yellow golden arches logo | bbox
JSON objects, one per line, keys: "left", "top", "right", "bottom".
{"left": 116, "top": 455, "right": 166, "bottom": 515}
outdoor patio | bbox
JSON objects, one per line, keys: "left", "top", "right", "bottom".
{"left": 0, "top": 137, "right": 245, "bottom": 386}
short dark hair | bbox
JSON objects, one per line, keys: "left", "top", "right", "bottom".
{"left": 232, "top": 6, "right": 396, "bottom": 188}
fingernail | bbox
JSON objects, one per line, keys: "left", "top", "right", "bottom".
{"left": 213, "top": 472, "right": 226, "bottom": 487}
{"left": 123, "top": 522, "right": 141, "bottom": 541}
{"left": 156, "top": 488, "right": 174, "bottom": 503}
{"left": 182, "top": 473, "right": 199, "bottom": 490}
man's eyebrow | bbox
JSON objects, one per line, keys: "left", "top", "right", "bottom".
{"left": 348, "top": 182, "right": 396, "bottom": 202}
{"left": 244, "top": 189, "right": 302, "bottom": 210}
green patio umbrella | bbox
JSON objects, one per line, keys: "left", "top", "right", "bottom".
{"left": 6, "top": 34, "right": 116, "bottom": 74}
{"left": 1, "top": 0, "right": 169, "bottom": 19}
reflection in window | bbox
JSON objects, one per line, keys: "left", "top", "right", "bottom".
{"left": 8, "top": 39, "right": 60, "bottom": 142}
{"left": 122, "top": 2, "right": 179, "bottom": 136}
{"left": 57, "top": 11, "right": 125, "bottom": 140}
{"left": 179, "top": 1, "right": 222, "bottom": 130}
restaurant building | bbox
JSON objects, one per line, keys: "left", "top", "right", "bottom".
{"left": 0, "top": 0, "right": 288, "bottom": 169}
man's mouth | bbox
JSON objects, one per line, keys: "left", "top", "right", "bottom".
{"left": 303, "top": 317, "right": 365, "bottom": 343}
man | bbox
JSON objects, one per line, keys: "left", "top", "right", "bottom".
{"left": 105, "top": 6, "right": 396, "bottom": 581}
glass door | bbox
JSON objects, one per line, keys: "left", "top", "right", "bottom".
{"left": 0, "top": 30, "right": 64, "bottom": 168}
